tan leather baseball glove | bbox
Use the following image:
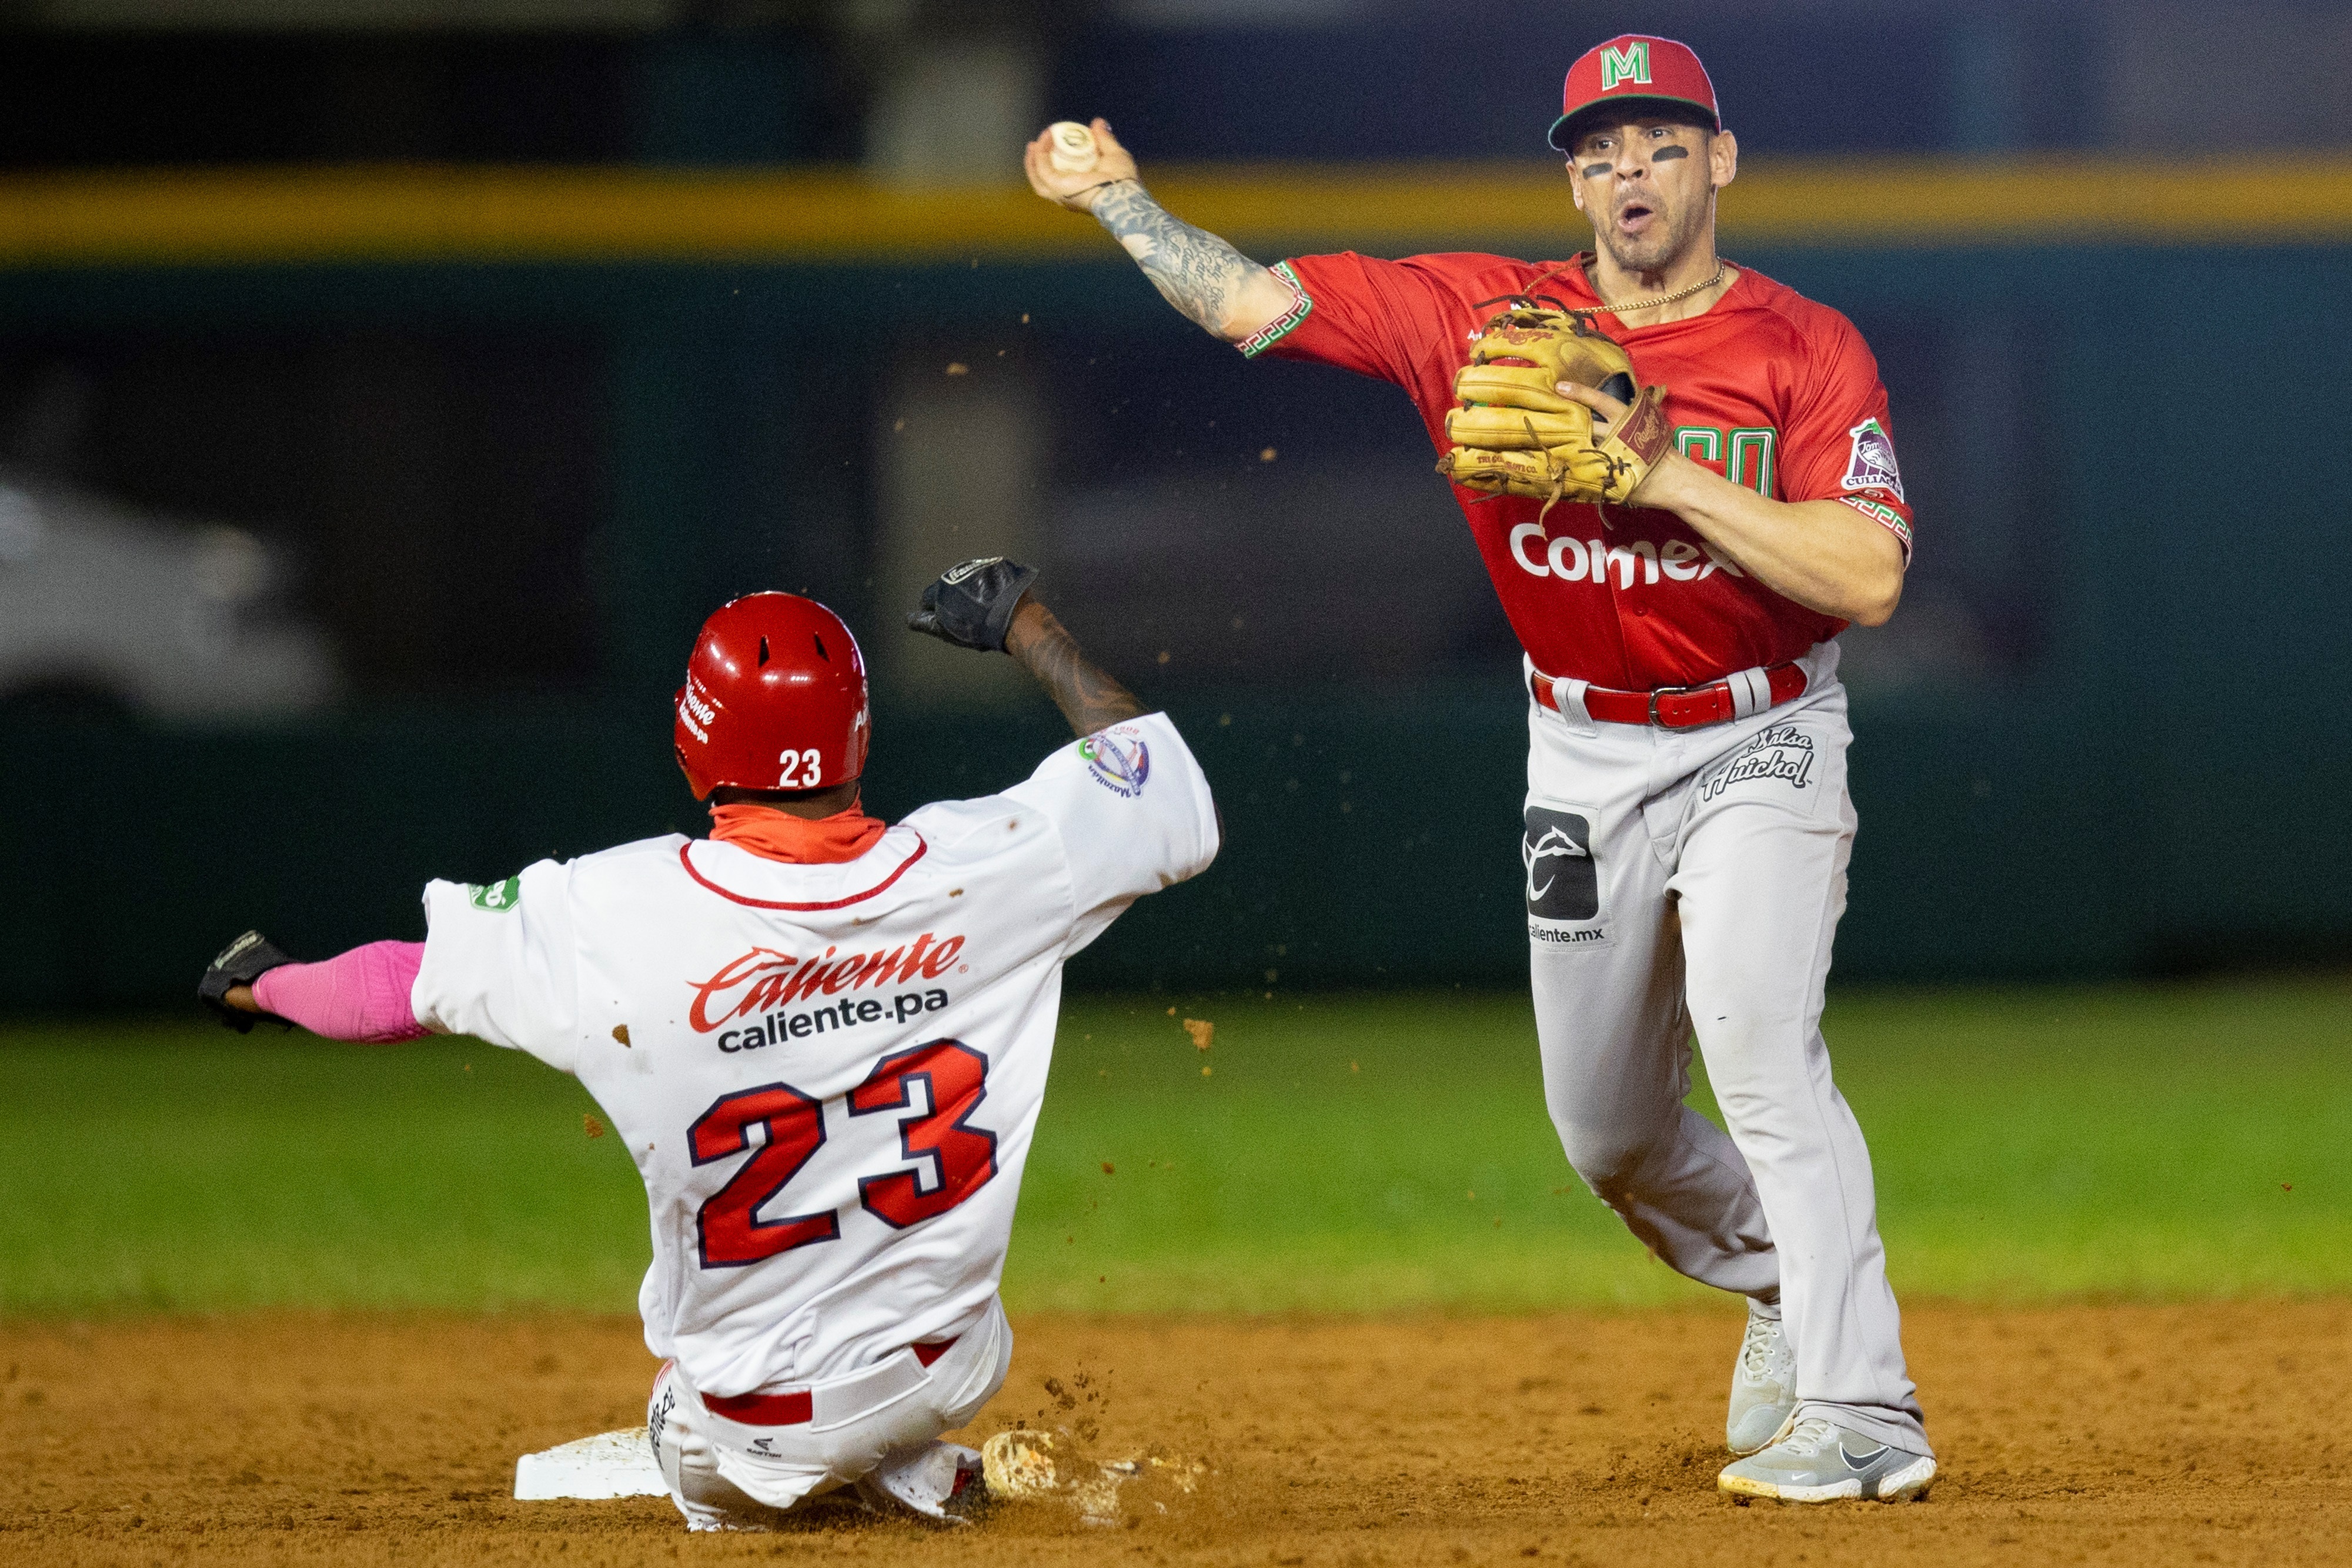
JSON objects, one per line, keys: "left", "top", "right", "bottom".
{"left": 1435, "top": 303, "right": 1674, "bottom": 516}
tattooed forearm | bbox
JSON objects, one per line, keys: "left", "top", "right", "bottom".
{"left": 1007, "top": 600, "right": 1148, "bottom": 738}
{"left": 1089, "top": 179, "right": 1275, "bottom": 337}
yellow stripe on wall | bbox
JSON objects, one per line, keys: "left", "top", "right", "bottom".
{"left": 1, "top": 158, "right": 2345, "bottom": 268}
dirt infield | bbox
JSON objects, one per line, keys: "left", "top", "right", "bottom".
{"left": 2, "top": 1302, "right": 2346, "bottom": 1567}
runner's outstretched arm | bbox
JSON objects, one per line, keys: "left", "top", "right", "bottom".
{"left": 1005, "top": 599, "right": 1147, "bottom": 739}
{"left": 200, "top": 934, "right": 427, "bottom": 1035}
{"left": 1024, "top": 118, "right": 1297, "bottom": 344}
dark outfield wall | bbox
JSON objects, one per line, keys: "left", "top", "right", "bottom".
{"left": 4, "top": 243, "right": 2349, "bottom": 1006}
{"left": 1, "top": 661, "right": 2343, "bottom": 1008}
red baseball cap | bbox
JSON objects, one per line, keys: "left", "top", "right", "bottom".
{"left": 1547, "top": 35, "right": 1720, "bottom": 152}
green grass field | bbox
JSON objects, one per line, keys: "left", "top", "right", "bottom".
{"left": 1, "top": 981, "right": 2345, "bottom": 1316}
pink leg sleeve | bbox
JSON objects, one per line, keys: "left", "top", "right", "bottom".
{"left": 250, "top": 941, "right": 429, "bottom": 1043}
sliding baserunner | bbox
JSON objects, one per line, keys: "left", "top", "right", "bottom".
{"left": 200, "top": 561, "right": 1218, "bottom": 1527}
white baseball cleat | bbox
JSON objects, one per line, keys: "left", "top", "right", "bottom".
{"left": 1716, "top": 1416, "right": 1936, "bottom": 1503}
{"left": 1725, "top": 1303, "right": 1798, "bottom": 1455}
{"left": 851, "top": 1441, "right": 986, "bottom": 1524}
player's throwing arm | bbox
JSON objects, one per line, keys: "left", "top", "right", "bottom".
{"left": 1023, "top": 117, "right": 1899, "bottom": 627}
{"left": 1022, "top": 119, "right": 1297, "bottom": 345}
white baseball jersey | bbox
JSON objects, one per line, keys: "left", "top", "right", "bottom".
{"left": 408, "top": 713, "right": 1215, "bottom": 1400}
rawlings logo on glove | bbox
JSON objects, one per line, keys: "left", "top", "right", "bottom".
{"left": 907, "top": 558, "right": 1040, "bottom": 654}
{"left": 1435, "top": 302, "right": 1673, "bottom": 521}
{"left": 197, "top": 928, "right": 295, "bottom": 1034}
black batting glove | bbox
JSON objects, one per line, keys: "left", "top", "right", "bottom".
{"left": 199, "top": 929, "right": 295, "bottom": 1034}
{"left": 906, "top": 557, "right": 1039, "bottom": 654}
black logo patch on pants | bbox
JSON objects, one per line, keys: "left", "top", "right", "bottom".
{"left": 1523, "top": 805, "right": 1599, "bottom": 921}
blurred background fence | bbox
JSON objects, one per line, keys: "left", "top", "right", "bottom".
{"left": 4, "top": 0, "right": 2351, "bottom": 1007}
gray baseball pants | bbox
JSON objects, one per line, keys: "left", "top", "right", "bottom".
{"left": 1522, "top": 642, "right": 1929, "bottom": 1456}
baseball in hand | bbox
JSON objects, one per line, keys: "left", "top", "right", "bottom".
{"left": 1046, "top": 121, "right": 1100, "bottom": 175}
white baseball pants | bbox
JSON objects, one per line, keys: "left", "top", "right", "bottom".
{"left": 647, "top": 1297, "right": 1012, "bottom": 1529}
{"left": 1523, "top": 643, "right": 1929, "bottom": 1456}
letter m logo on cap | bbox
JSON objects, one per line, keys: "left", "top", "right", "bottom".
{"left": 1600, "top": 41, "right": 1651, "bottom": 90}
{"left": 1549, "top": 36, "right": 1719, "bottom": 153}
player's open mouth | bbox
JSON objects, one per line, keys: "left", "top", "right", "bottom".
{"left": 1615, "top": 202, "right": 1656, "bottom": 234}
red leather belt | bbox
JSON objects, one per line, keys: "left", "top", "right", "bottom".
{"left": 1530, "top": 661, "right": 1806, "bottom": 730}
{"left": 703, "top": 1386, "right": 816, "bottom": 1426}
{"left": 701, "top": 1336, "right": 958, "bottom": 1427}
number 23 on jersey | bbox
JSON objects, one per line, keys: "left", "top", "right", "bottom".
{"left": 687, "top": 1039, "right": 997, "bottom": 1269}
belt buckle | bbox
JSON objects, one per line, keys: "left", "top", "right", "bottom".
{"left": 1648, "top": 684, "right": 1701, "bottom": 727}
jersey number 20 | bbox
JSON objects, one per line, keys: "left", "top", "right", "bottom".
{"left": 687, "top": 1040, "right": 997, "bottom": 1269}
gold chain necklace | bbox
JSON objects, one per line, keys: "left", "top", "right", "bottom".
{"left": 1582, "top": 259, "right": 1729, "bottom": 320}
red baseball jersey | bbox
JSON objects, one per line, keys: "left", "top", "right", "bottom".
{"left": 1245, "top": 251, "right": 1913, "bottom": 690}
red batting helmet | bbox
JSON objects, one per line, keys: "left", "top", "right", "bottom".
{"left": 1548, "top": 35, "right": 1720, "bottom": 152}
{"left": 673, "top": 592, "right": 871, "bottom": 800}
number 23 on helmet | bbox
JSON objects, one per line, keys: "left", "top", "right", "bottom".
{"left": 673, "top": 592, "right": 871, "bottom": 799}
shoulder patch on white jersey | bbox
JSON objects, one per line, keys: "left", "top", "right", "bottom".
{"left": 467, "top": 875, "right": 523, "bottom": 912}
{"left": 1840, "top": 417, "right": 1905, "bottom": 502}
{"left": 1079, "top": 726, "right": 1151, "bottom": 799}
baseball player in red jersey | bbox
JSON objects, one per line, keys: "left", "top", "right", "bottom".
{"left": 1027, "top": 35, "right": 1932, "bottom": 1503}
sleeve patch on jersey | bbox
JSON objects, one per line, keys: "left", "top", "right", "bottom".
{"left": 1839, "top": 494, "right": 1913, "bottom": 557}
{"left": 466, "top": 875, "right": 523, "bottom": 912}
{"left": 1237, "top": 262, "right": 1314, "bottom": 359}
{"left": 1839, "top": 417, "right": 1906, "bottom": 503}
{"left": 1080, "top": 726, "right": 1151, "bottom": 798}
